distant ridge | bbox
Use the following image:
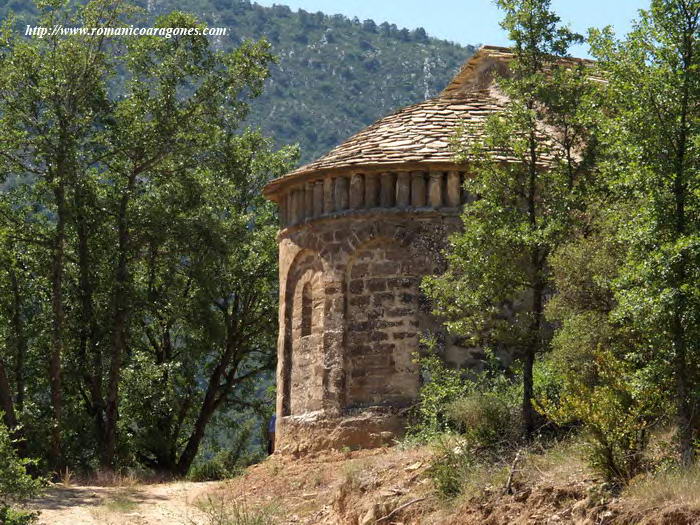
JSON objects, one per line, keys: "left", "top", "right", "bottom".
{"left": 0, "top": 0, "right": 475, "bottom": 163}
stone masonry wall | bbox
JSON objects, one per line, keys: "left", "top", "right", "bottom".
{"left": 346, "top": 239, "right": 428, "bottom": 409}
{"left": 274, "top": 207, "right": 463, "bottom": 454}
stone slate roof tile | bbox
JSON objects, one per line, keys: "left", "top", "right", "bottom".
{"left": 275, "top": 89, "right": 506, "bottom": 181}
{"left": 263, "top": 45, "right": 596, "bottom": 196}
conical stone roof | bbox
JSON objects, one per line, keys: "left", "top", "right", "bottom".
{"left": 263, "top": 45, "right": 593, "bottom": 198}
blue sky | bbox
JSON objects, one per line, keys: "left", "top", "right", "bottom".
{"left": 254, "top": 0, "right": 648, "bottom": 57}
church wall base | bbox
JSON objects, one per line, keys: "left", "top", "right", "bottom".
{"left": 274, "top": 407, "right": 406, "bottom": 456}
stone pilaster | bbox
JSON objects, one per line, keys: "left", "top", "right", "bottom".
{"left": 279, "top": 194, "right": 288, "bottom": 227}
{"left": 323, "top": 177, "right": 334, "bottom": 214}
{"left": 380, "top": 172, "right": 396, "bottom": 207}
{"left": 290, "top": 189, "right": 300, "bottom": 224}
{"left": 349, "top": 173, "right": 364, "bottom": 209}
{"left": 428, "top": 172, "right": 443, "bottom": 208}
{"left": 313, "top": 181, "right": 324, "bottom": 218}
{"left": 321, "top": 272, "right": 346, "bottom": 414}
{"left": 304, "top": 183, "right": 314, "bottom": 219}
{"left": 365, "top": 173, "right": 379, "bottom": 208}
{"left": 411, "top": 171, "right": 426, "bottom": 207}
{"left": 396, "top": 172, "right": 410, "bottom": 208}
{"left": 447, "top": 170, "right": 461, "bottom": 207}
{"left": 334, "top": 176, "right": 349, "bottom": 211}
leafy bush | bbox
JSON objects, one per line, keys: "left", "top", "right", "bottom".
{"left": 428, "top": 437, "right": 474, "bottom": 498}
{"left": 407, "top": 346, "right": 525, "bottom": 449}
{"left": 0, "top": 506, "right": 39, "bottom": 525}
{"left": 537, "top": 349, "right": 664, "bottom": 483}
{"left": 188, "top": 423, "right": 263, "bottom": 482}
{"left": 0, "top": 418, "right": 44, "bottom": 524}
{"left": 448, "top": 392, "right": 519, "bottom": 452}
{"left": 410, "top": 351, "right": 564, "bottom": 499}
{"left": 188, "top": 449, "right": 247, "bottom": 482}
{"left": 428, "top": 436, "right": 510, "bottom": 499}
{"left": 406, "top": 352, "right": 470, "bottom": 441}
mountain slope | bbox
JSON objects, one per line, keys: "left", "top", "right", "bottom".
{"left": 0, "top": 0, "right": 475, "bottom": 164}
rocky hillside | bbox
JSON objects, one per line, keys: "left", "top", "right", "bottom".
{"left": 1, "top": 0, "right": 475, "bottom": 164}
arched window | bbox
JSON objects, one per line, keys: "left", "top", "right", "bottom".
{"left": 301, "top": 282, "right": 312, "bottom": 337}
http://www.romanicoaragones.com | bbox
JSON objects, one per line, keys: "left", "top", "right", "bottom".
{"left": 24, "top": 25, "right": 229, "bottom": 38}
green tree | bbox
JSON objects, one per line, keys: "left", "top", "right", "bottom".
{"left": 120, "top": 129, "right": 294, "bottom": 475}
{"left": 587, "top": 0, "right": 700, "bottom": 465}
{"left": 423, "top": 0, "right": 596, "bottom": 437}
{"left": 541, "top": 205, "right": 668, "bottom": 481}
{"left": 0, "top": 0, "right": 293, "bottom": 475}
{"left": 0, "top": 0, "right": 125, "bottom": 471}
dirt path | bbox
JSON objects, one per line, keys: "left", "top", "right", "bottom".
{"left": 29, "top": 448, "right": 434, "bottom": 525}
{"left": 31, "top": 481, "right": 221, "bottom": 525}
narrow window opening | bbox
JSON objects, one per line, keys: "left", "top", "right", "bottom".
{"left": 301, "top": 282, "right": 312, "bottom": 337}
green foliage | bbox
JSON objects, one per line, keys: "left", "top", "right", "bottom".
{"left": 541, "top": 205, "right": 670, "bottom": 483}
{"left": 448, "top": 393, "right": 519, "bottom": 452}
{"left": 407, "top": 347, "right": 528, "bottom": 453}
{"left": 540, "top": 0, "right": 700, "bottom": 474}
{"left": 539, "top": 349, "right": 664, "bottom": 482}
{"left": 187, "top": 453, "right": 243, "bottom": 483}
{"left": 427, "top": 436, "right": 510, "bottom": 499}
{"left": 0, "top": 0, "right": 294, "bottom": 475}
{"left": 187, "top": 422, "right": 262, "bottom": 482}
{"left": 424, "top": 0, "right": 597, "bottom": 438}
{"left": 407, "top": 352, "right": 470, "bottom": 440}
{"left": 427, "top": 437, "right": 476, "bottom": 498}
{"left": 0, "top": 418, "right": 43, "bottom": 524}
{"left": 586, "top": 0, "right": 700, "bottom": 465}
{"left": 0, "top": 506, "right": 39, "bottom": 525}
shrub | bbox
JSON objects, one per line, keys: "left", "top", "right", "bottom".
{"left": 0, "top": 418, "right": 44, "bottom": 524}
{"left": 0, "top": 506, "right": 39, "bottom": 525}
{"left": 448, "top": 392, "right": 519, "bottom": 453}
{"left": 537, "top": 349, "right": 664, "bottom": 484}
{"left": 406, "top": 352, "right": 470, "bottom": 441}
{"left": 407, "top": 347, "right": 525, "bottom": 450}
{"left": 194, "top": 496, "right": 278, "bottom": 525}
{"left": 428, "top": 436, "right": 510, "bottom": 499}
{"left": 428, "top": 437, "right": 474, "bottom": 498}
{"left": 188, "top": 421, "right": 264, "bottom": 482}
{"left": 187, "top": 450, "right": 246, "bottom": 482}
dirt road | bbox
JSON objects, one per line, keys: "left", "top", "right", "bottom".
{"left": 31, "top": 481, "right": 220, "bottom": 525}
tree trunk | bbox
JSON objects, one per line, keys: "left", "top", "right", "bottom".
{"left": 175, "top": 393, "right": 220, "bottom": 476}
{"left": 103, "top": 173, "right": 136, "bottom": 469}
{"left": 0, "top": 358, "right": 17, "bottom": 431}
{"left": 8, "top": 264, "right": 26, "bottom": 412}
{"left": 176, "top": 319, "right": 239, "bottom": 475}
{"left": 522, "top": 126, "right": 542, "bottom": 439}
{"left": 49, "top": 182, "right": 66, "bottom": 472}
{"left": 670, "top": 22, "right": 694, "bottom": 466}
{"left": 74, "top": 186, "right": 106, "bottom": 450}
{"left": 671, "top": 140, "right": 693, "bottom": 466}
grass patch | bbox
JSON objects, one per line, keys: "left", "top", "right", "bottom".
{"left": 101, "top": 489, "right": 140, "bottom": 513}
{"left": 623, "top": 465, "right": 700, "bottom": 512}
{"left": 520, "top": 435, "right": 590, "bottom": 487}
{"left": 193, "top": 495, "right": 280, "bottom": 525}
{"left": 427, "top": 434, "right": 510, "bottom": 499}
{"left": 341, "top": 459, "right": 370, "bottom": 491}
